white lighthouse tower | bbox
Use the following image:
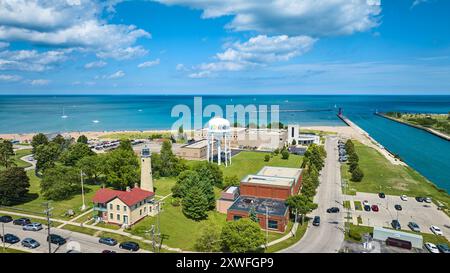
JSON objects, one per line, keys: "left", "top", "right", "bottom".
{"left": 140, "top": 146, "right": 153, "bottom": 192}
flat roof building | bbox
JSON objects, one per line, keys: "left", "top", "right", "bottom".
{"left": 176, "top": 139, "right": 211, "bottom": 160}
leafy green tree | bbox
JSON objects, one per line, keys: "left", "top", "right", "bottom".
{"left": 349, "top": 161, "right": 359, "bottom": 173}
{"left": 0, "top": 139, "right": 15, "bottom": 168}
{"left": 182, "top": 179, "right": 210, "bottom": 220}
{"left": 31, "top": 133, "right": 48, "bottom": 154}
{"left": 351, "top": 167, "right": 364, "bottom": 182}
{"left": 77, "top": 154, "right": 106, "bottom": 183}
{"left": 60, "top": 142, "right": 95, "bottom": 166}
{"left": 52, "top": 134, "right": 66, "bottom": 146}
{"left": 172, "top": 170, "right": 198, "bottom": 198}
{"left": 118, "top": 139, "right": 133, "bottom": 151}
{"left": 281, "top": 150, "right": 290, "bottom": 160}
{"left": 291, "top": 139, "right": 297, "bottom": 146}
{"left": 194, "top": 224, "right": 222, "bottom": 252}
{"left": 77, "top": 135, "right": 88, "bottom": 144}
{"left": 264, "top": 154, "right": 270, "bottom": 162}
{"left": 192, "top": 161, "right": 223, "bottom": 188}
{"left": 285, "top": 194, "right": 317, "bottom": 224}
{"left": 34, "top": 142, "right": 61, "bottom": 173}
{"left": 40, "top": 166, "right": 81, "bottom": 200}
{"left": 223, "top": 175, "right": 240, "bottom": 189}
{"left": 220, "top": 219, "right": 265, "bottom": 253}
{"left": 104, "top": 146, "right": 140, "bottom": 190}
{"left": 348, "top": 152, "right": 359, "bottom": 164}
{"left": 0, "top": 167, "right": 30, "bottom": 205}
{"left": 154, "top": 140, "right": 187, "bottom": 177}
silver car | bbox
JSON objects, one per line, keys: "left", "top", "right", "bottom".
{"left": 22, "top": 238, "right": 40, "bottom": 249}
{"left": 23, "top": 223, "right": 43, "bottom": 231}
{"left": 408, "top": 222, "right": 420, "bottom": 232}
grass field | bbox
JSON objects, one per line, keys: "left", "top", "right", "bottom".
{"left": 341, "top": 141, "right": 450, "bottom": 214}
{"left": 153, "top": 177, "right": 176, "bottom": 197}
{"left": 6, "top": 170, "right": 101, "bottom": 220}
{"left": 0, "top": 148, "right": 32, "bottom": 171}
{"left": 266, "top": 221, "right": 309, "bottom": 253}
{"left": 220, "top": 151, "right": 303, "bottom": 180}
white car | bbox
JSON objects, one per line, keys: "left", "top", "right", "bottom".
{"left": 424, "top": 242, "right": 440, "bottom": 253}
{"left": 424, "top": 197, "right": 432, "bottom": 203}
{"left": 400, "top": 195, "right": 408, "bottom": 201}
{"left": 362, "top": 200, "right": 370, "bottom": 206}
{"left": 430, "top": 225, "right": 443, "bottom": 236}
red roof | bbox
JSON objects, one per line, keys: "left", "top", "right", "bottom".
{"left": 93, "top": 187, "right": 154, "bottom": 207}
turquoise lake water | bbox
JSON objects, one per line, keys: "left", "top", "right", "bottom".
{"left": 0, "top": 95, "right": 449, "bottom": 192}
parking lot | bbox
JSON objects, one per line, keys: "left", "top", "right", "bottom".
{"left": 343, "top": 192, "right": 450, "bottom": 238}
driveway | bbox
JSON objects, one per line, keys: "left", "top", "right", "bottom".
{"left": 344, "top": 192, "right": 450, "bottom": 238}
{"left": 281, "top": 136, "right": 344, "bottom": 253}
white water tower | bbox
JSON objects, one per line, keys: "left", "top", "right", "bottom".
{"left": 207, "top": 117, "right": 232, "bottom": 166}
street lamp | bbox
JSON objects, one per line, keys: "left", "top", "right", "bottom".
{"left": 80, "top": 169, "right": 86, "bottom": 211}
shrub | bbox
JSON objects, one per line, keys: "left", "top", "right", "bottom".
{"left": 281, "top": 150, "right": 290, "bottom": 160}
{"left": 264, "top": 154, "right": 270, "bottom": 162}
{"left": 351, "top": 167, "right": 364, "bottom": 182}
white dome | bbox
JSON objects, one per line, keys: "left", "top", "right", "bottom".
{"left": 208, "top": 117, "right": 231, "bottom": 133}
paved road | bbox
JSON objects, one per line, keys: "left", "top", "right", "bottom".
{"left": 1, "top": 221, "right": 147, "bottom": 253}
{"left": 281, "top": 136, "right": 344, "bottom": 253}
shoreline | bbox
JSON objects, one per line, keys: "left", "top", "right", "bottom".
{"left": 375, "top": 112, "right": 450, "bottom": 141}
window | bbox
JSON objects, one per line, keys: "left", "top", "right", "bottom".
{"left": 116, "top": 205, "right": 120, "bottom": 211}
{"left": 109, "top": 213, "right": 113, "bottom": 219}
{"left": 116, "top": 214, "right": 120, "bottom": 221}
{"left": 140, "top": 209, "right": 142, "bottom": 216}
{"left": 109, "top": 204, "right": 113, "bottom": 210}
{"left": 291, "top": 127, "right": 294, "bottom": 138}
{"left": 124, "top": 206, "right": 127, "bottom": 212}
{"left": 268, "top": 220, "right": 278, "bottom": 230}
{"left": 233, "top": 215, "right": 242, "bottom": 221}
{"left": 144, "top": 207, "right": 146, "bottom": 213}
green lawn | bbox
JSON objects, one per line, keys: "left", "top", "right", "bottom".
{"left": 220, "top": 151, "right": 303, "bottom": 180}
{"left": 153, "top": 177, "right": 176, "bottom": 197}
{"left": 354, "top": 201, "right": 362, "bottom": 211}
{"left": 343, "top": 200, "right": 351, "bottom": 209}
{"left": 6, "top": 170, "right": 101, "bottom": 220}
{"left": 266, "top": 221, "right": 309, "bottom": 253}
{"left": 342, "top": 141, "right": 450, "bottom": 215}
{"left": 62, "top": 224, "right": 99, "bottom": 236}
{"left": 345, "top": 223, "right": 373, "bottom": 242}
{"left": 0, "top": 148, "right": 32, "bottom": 171}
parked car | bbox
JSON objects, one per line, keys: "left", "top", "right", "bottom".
{"left": 430, "top": 225, "right": 443, "bottom": 236}
{"left": 408, "top": 222, "right": 421, "bottom": 232}
{"left": 0, "top": 233, "right": 20, "bottom": 244}
{"left": 424, "top": 242, "right": 440, "bottom": 253}
{"left": 400, "top": 195, "right": 408, "bottom": 201}
{"left": 378, "top": 192, "right": 385, "bottom": 198}
{"left": 326, "top": 207, "right": 340, "bottom": 213}
{"left": 13, "top": 217, "right": 31, "bottom": 226}
{"left": 102, "top": 250, "right": 116, "bottom": 253}
{"left": 119, "top": 241, "right": 140, "bottom": 252}
{"left": 363, "top": 205, "right": 371, "bottom": 212}
{"left": 23, "top": 223, "right": 43, "bottom": 231}
{"left": 424, "top": 197, "right": 432, "bottom": 203}
{"left": 362, "top": 200, "right": 370, "bottom": 206}
{"left": 47, "top": 234, "right": 66, "bottom": 245}
{"left": 99, "top": 237, "right": 118, "bottom": 246}
{"left": 394, "top": 204, "right": 402, "bottom": 211}
{"left": 312, "top": 216, "right": 320, "bottom": 226}
{"left": 0, "top": 215, "right": 13, "bottom": 223}
{"left": 371, "top": 205, "right": 379, "bottom": 212}
{"left": 21, "top": 238, "right": 40, "bottom": 249}
{"left": 436, "top": 244, "right": 450, "bottom": 253}
{"left": 391, "top": 220, "right": 401, "bottom": 230}
{"left": 415, "top": 197, "right": 424, "bottom": 202}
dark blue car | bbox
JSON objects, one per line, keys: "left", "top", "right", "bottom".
{"left": 99, "top": 237, "right": 118, "bottom": 246}
{"left": 119, "top": 241, "right": 140, "bottom": 252}
{"left": 1, "top": 233, "right": 20, "bottom": 244}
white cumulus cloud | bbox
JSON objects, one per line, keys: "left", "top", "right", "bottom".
{"left": 85, "top": 60, "right": 107, "bottom": 69}
{"left": 138, "top": 58, "right": 160, "bottom": 68}
{"left": 0, "top": 74, "right": 22, "bottom": 82}
{"left": 106, "top": 70, "right": 125, "bottom": 79}
{"left": 30, "top": 79, "right": 50, "bottom": 85}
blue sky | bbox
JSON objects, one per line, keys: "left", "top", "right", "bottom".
{"left": 0, "top": 0, "right": 449, "bottom": 95}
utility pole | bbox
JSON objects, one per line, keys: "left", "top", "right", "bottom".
{"left": 1, "top": 222, "right": 5, "bottom": 253}
{"left": 43, "top": 202, "right": 53, "bottom": 254}
{"left": 80, "top": 169, "right": 86, "bottom": 211}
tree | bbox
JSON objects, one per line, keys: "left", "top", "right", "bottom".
{"left": 34, "top": 142, "right": 61, "bottom": 173}
{"left": 77, "top": 154, "right": 106, "bottom": 183}
{"left": 291, "top": 139, "right": 297, "bottom": 146}
{"left": 104, "top": 146, "right": 140, "bottom": 190}
{"left": 0, "top": 139, "right": 15, "bottom": 168}
{"left": 264, "top": 154, "right": 270, "bottom": 162}
{"left": 192, "top": 161, "right": 223, "bottom": 188}
{"left": 60, "top": 142, "right": 95, "bottom": 166}
{"left": 31, "top": 133, "right": 48, "bottom": 154}
{"left": 285, "top": 195, "right": 317, "bottom": 224}
{"left": 194, "top": 224, "right": 222, "bottom": 252}
{"left": 154, "top": 140, "right": 187, "bottom": 177}
{"left": 281, "top": 150, "right": 290, "bottom": 160}
{"left": 349, "top": 161, "right": 359, "bottom": 173}
{"left": 0, "top": 167, "right": 30, "bottom": 205}
{"left": 249, "top": 206, "right": 259, "bottom": 223}
{"left": 40, "top": 166, "right": 81, "bottom": 200}
{"left": 348, "top": 152, "right": 359, "bottom": 164}
{"left": 220, "top": 219, "right": 265, "bottom": 253}
{"left": 172, "top": 170, "right": 199, "bottom": 198}
{"left": 77, "top": 135, "right": 88, "bottom": 144}
{"left": 52, "top": 134, "right": 66, "bottom": 146}
{"left": 351, "top": 167, "right": 364, "bottom": 182}
{"left": 182, "top": 179, "right": 210, "bottom": 220}
{"left": 273, "top": 148, "right": 280, "bottom": 155}
{"left": 223, "top": 175, "right": 239, "bottom": 188}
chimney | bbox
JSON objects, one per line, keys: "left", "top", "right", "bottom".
{"left": 126, "top": 186, "right": 131, "bottom": 192}
{"left": 134, "top": 183, "right": 139, "bottom": 189}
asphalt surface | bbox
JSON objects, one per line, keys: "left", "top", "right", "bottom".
{"left": 1, "top": 221, "right": 146, "bottom": 253}
{"left": 281, "top": 136, "right": 345, "bottom": 253}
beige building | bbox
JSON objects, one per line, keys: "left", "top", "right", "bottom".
{"left": 176, "top": 139, "right": 211, "bottom": 160}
